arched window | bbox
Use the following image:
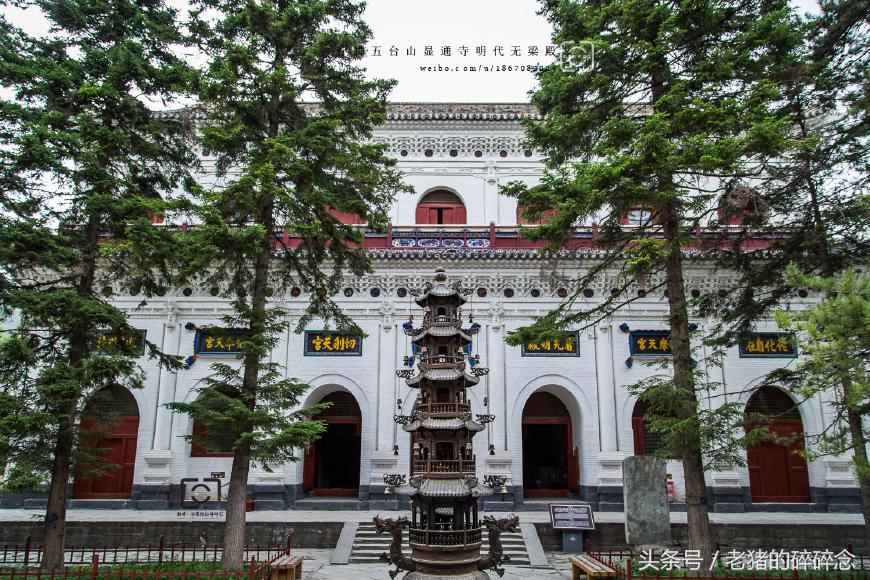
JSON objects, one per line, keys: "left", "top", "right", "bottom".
{"left": 191, "top": 419, "right": 236, "bottom": 456}
{"left": 718, "top": 186, "right": 768, "bottom": 226}
{"left": 631, "top": 400, "right": 665, "bottom": 456}
{"left": 84, "top": 384, "right": 139, "bottom": 418}
{"left": 619, "top": 207, "right": 656, "bottom": 226}
{"left": 516, "top": 205, "right": 556, "bottom": 225}
{"left": 415, "top": 190, "right": 466, "bottom": 225}
{"left": 190, "top": 391, "right": 239, "bottom": 457}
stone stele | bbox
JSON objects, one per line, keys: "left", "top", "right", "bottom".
{"left": 623, "top": 456, "right": 671, "bottom": 547}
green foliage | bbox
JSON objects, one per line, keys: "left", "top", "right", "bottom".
{"left": 770, "top": 267, "right": 870, "bottom": 481}
{"left": 697, "top": 2, "right": 869, "bottom": 342}
{"left": 167, "top": 0, "right": 408, "bottom": 526}
{"left": 504, "top": 0, "right": 798, "bottom": 347}
{"left": 0, "top": 0, "right": 193, "bottom": 493}
{"left": 505, "top": 3, "right": 802, "bottom": 554}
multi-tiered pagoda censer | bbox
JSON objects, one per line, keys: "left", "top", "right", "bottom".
{"left": 376, "top": 268, "right": 518, "bottom": 580}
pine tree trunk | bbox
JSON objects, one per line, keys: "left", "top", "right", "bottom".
{"left": 661, "top": 198, "right": 712, "bottom": 567}
{"left": 222, "top": 189, "right": 274, "bottom": 571}
{"left": 221, "top": 445, "right": 252, "bottom": 572}
{"left": 41, "top": 412, "right": 76, "bottom": 571}
{"left": 41, "top": 215, "right": 100, "bottom": 571}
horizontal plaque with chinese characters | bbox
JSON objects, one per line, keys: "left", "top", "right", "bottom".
{"left": 94, "top": 329, "right": 146, "bottom": 356}
{"left": 304, "top": 330, "right": 362, "bottom": 356}
{"left": 521, "top": 331, "right": 580, "bottom": 357}
{"left": 194, "top": 328, "right": 251, "bottom": 355}
{"left": 629, "top": 331, "right": 671, "bottom": 356}
{"left": 739, "top": 333, "right": 797, "bottom": 358}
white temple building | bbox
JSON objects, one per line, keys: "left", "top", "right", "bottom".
{"left": 7, "top": 103, "right": 857, "bottom": 514}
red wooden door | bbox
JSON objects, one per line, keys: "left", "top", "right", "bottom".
{"left": 632, "top": 417, "right": 646, "bottom": 455}
{"left": 747, "top": 419, "right": 810, "bottom": 502}
{"left": 73, "top": 416, "right": 139, "bottom": 499}
{"left": 567, "top": 443, "right": 579, "bottom": 493}
{"left": 302, "top": 445, "right": 316, "bottom": 491}
{"left": 416, "top": 204, "right": 467, "bottom": 225}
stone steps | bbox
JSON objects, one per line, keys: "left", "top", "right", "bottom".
{"left": 349, "top": 523, "right": 530, "bottom": 565}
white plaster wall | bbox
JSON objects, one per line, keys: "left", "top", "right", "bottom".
{"left": 102, "top": 110, "right": 852, "bottom": 503}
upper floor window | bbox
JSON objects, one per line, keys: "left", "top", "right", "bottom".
{"left": 718, "top": 186, "right": 768, "bottom": 226}
{"left": 325, "top": 205, "right": 364, "bottom": 224}
{"left": 415, "top": 190, "right": 466, "bottom": 225}
{"left": 516, "top": 205, "right": 556, "bottom": 225}
{"left": 624, "top": 208, "right": 653, "bottom": 226}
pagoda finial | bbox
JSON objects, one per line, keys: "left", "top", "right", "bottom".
{"left": 433, "top": 267, "right": 448, "bottom": 282}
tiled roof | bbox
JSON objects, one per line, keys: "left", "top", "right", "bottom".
{"left": 384, "top": 102, "right": 539, "bottom": 121}
{"left": 406, "top": 369, "right": 480, "bottom": 387}
{"left": 412, "top": 327, "right": 473, "bottom": 344}
{"left": 402, "top": 416, "right": 485, "bottom": 432}
{"left": 396, "top": 476, "right": 494, "bottom": 497}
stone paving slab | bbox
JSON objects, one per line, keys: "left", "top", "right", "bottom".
{"left": 0, "top": 508, "right": 863, "bottom": 526}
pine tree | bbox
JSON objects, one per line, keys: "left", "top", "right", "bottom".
{"left": 698, "top": 2, "right": 869, "bottom": 342}
{"left": 175, "top": 0, "right": 407, "bottom": 570}
{"left": 695, "top": 0, "right": 868, "bottom": 545}
{"left": 0, "top": 0, "right": 194, "bottom": 569}
{"left": 503, "top": 0, "right": 798, "bottom": 564}
{"left": 771, "top": 267, "right": 870, "bottom": 548}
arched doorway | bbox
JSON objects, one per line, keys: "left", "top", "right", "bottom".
{"left": 415, "top": 190, "right": 466, "bottom": 225}
{"left": 303, "top": 391, "right": 362, "bottom": 496}
{"left": 521, "top": 392, "right": 578, "bottom": 497}
{"left": 72, "top": 385, "right": 140, "bottom": 499}
{"left": 745, "top": 387, "right": 810, "bottom": 502}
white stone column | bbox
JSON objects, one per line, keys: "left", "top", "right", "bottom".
{"left": 595, "top": 323, "right": 625, "bottom": 495}
{"left": 370, "top": 304, "right": 400, "bottom": 492}
{"left": 151, "top": 317, "right": 180, "bottom": 452}
{"left": 376, "top": 303, "right": 399, "bottom": 453}
{"left": 595, "top": 323, "right": 618, "bottom": 453}
{"left": 486, "top": 302, "right": 507, "bottom": 451}
{"left": 482, "top": 161, "right": 499, "bottom": 225}
{"left": 140, "top": 304, "right": 179, "bottom": 503}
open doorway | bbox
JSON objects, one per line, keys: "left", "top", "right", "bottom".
{"left": 521, "top": 392, "right": 578, "bottom": 498}
{"left": 303, "top": 391, "right": 361, "bottom": 497}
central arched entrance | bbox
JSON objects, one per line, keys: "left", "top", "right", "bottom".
{"left": 745, "top": 387, "right": 810, "bottom": 503}
{"left": 521, "top": 392, "right": 578, "bottom": 497}
{"left": 303, "top": 391, "right": 361, "bottom": 497}
{"left": 72, "top": 385, "right": 140, "bottom": 499}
